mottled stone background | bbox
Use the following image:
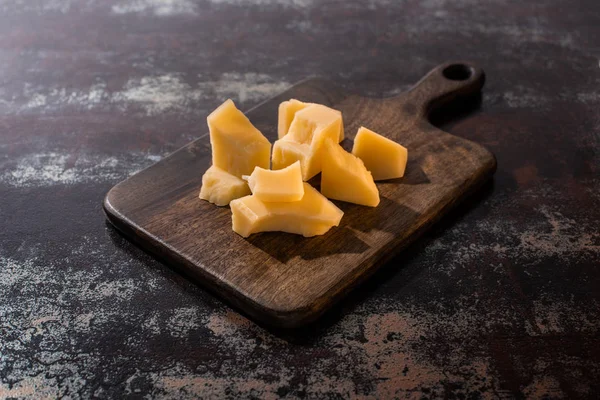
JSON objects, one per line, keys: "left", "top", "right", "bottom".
{"left": 1, "top": 0, "right": 599, "bottom": 398}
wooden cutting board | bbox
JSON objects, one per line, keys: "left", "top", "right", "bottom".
{"left": 104, "top": 61, "right": 496, "bottom": 328}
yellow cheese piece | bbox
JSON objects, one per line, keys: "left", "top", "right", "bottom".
{"left": 247, "top": 161, "right": 304, "bottom": 202}
{"left": 199, "top": 165, "right": 251, "bottom": 206}
{"left": 271, "top": 140, "right": 315, "bottom": 180}
{"left": 208, "top": 99, "right": 271, "bottom": 178}
{"left": 278, "top": 99, "right": 309, "bottom": 139}
{"left": 277, "top": 100, "right": 345, "bottom": 142}
{"left": 321, "top": 139, "right": 380, "bottom": 207}
{"left": 272, "top": 104, "right": 343, "bottom": 180}
{"left": 230, "top": 183, "right": 344, "bottom": 237}
{"left": 352, "top": 127, "right": 408, "bottom": 180}
{"left": 286, "top": 104, "right": 343, "bottom": 144}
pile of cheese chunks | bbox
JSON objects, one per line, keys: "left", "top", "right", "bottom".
{"left": 199, "top": 99, "right": 408, "bottom": 238}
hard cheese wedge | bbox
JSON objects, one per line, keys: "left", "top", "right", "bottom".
{"left": 278, "top": 99, "right": 345, "bottom": 142}
{"left": 278, "top": 99, "right": 309, "bottom": 139}
{"left": 272, "top": 140, "right": 315, "bottom": 181}
{"left": 272, "top": 104, "right": 344, "bottom": 181}
{"left": 352, "top": 126, "right": 408, "bottom": 180}
{"left": 247, "top": 161, "right": 304, "bottom": 202}
{"left": 230, "top": 183, "right": 344, "bottom": 237}
{"left": 200, "top": 99, "right": 271, "bottom": 206}
{"left": 208, "top": 99, "right": 271, "bottom": 178}
{"left": 321, "top": 139, "right": 380, "bottom": 207}
{"left": 199, "top": 165, "right": 251, "bottom": 206}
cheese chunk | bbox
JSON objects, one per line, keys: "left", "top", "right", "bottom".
{"left": 271, "top": 140, "right": 315, "bottom": 180}
{"left": 278, "top": 99, "right": 309, "bottom": 139}
{"left": 286, "top": 104, "right": 343, "bottom": 144}
{"left": 208, "top": 99, "right": 271, "bottom": 178}
{"left": 278, "top": 100, "right": 345, "bottom": 142}
{"left": 321, "top": 139, "right": 380, "bottom": 207}
{"left": 272, "top": 104, "right": 343, "bottom": 180}
{"left": 247, "top": 161, "right": 304, "bottom": 202}
{"left": 352, "top": 127, "right": 408, "bottom": 180}
{"left": 230, "top": 183, "right": 344, "bottom": 237}
{"left": 199, "top": 165, "right": 251, "bottom": 206}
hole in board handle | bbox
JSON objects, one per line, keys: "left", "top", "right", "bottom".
{"left": 442, "top": 64, "right": 473, "bottom": 81}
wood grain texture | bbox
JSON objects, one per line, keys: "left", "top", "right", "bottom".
{"left": 104, "top": 61, "right": 496, "bottom": 327}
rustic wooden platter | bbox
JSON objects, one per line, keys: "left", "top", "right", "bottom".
{"left": 104, "top": 61, "right": 496, "bottom": 328}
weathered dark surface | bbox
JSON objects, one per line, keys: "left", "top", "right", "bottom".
{"left": 0, "top": 0, "right": 598, "bottom": 398}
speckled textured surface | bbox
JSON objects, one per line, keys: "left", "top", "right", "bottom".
{"left": 1, "top": 0, "right": 599, "bottom": 398}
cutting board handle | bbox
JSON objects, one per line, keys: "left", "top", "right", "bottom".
{"left": 403, "top": 61, "right": 485, "bottom": 118}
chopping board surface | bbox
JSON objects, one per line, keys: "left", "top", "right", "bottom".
{"left": 104, "top": 61, "right": 496, "bottom": 328}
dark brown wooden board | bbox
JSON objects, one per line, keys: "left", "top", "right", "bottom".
{"left": 103, "top": 61, "right": 496, "bottom": 328}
